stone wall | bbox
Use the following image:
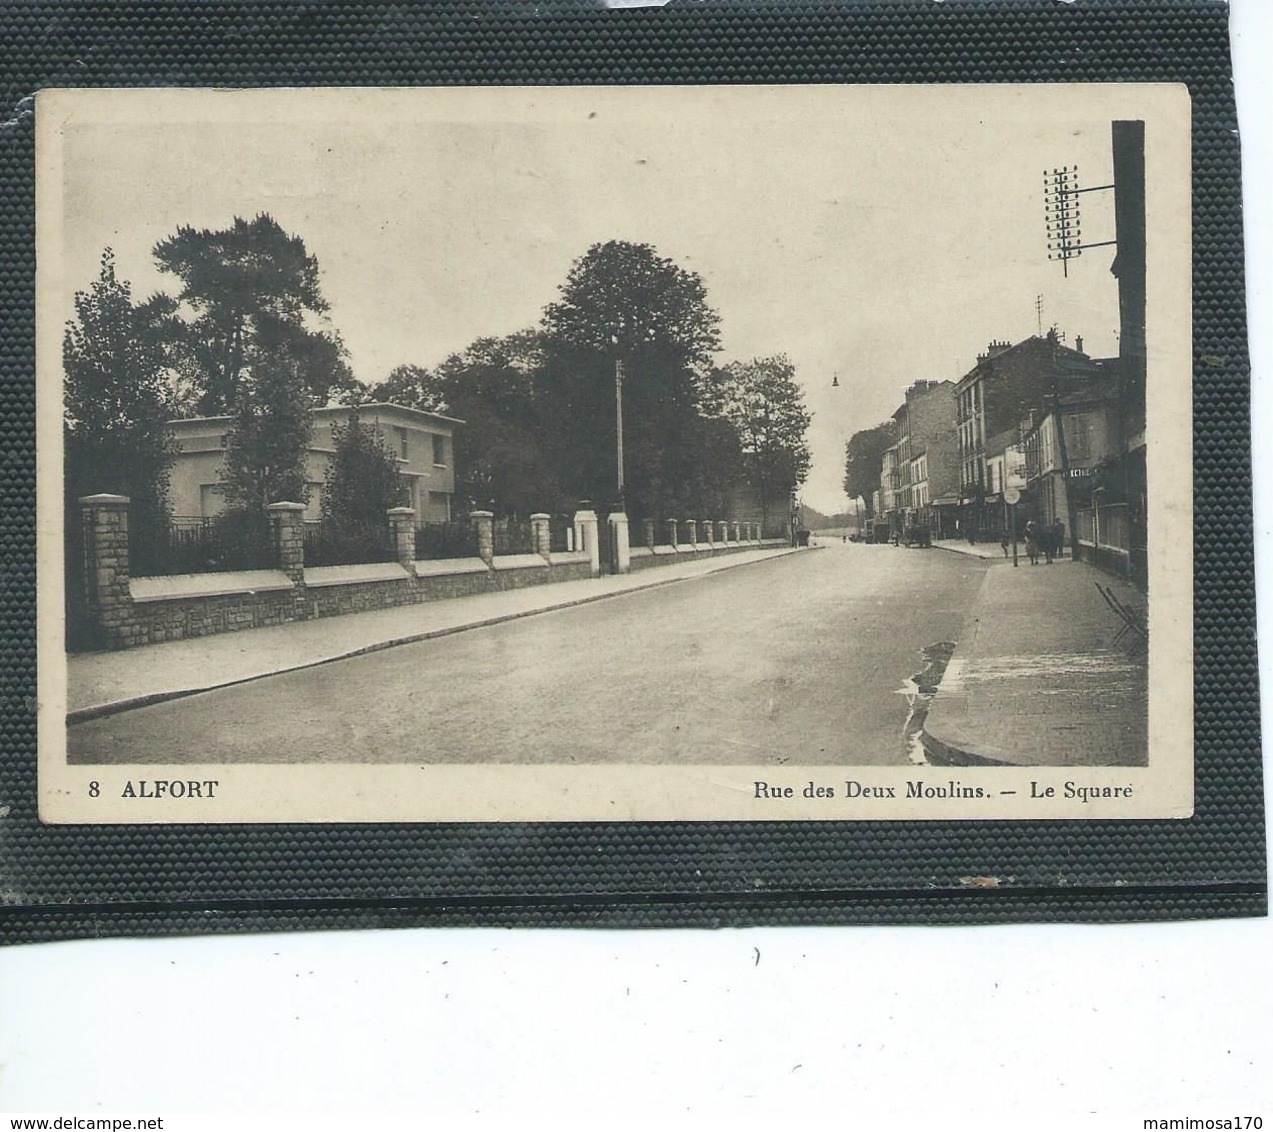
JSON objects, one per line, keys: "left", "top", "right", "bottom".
{"left": 76, "top": 496, "right": 785, "bottom": 650}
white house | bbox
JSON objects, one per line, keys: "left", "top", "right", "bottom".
{"left": 166, "top": 403, "right": 463, "bottom": 523}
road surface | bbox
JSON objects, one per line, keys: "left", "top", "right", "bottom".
{"left": 69, "top": 543, "right": 988, "bottom": 766}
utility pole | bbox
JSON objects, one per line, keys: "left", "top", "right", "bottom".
{"left": 614, "top": 353, "right": 625, "bottom": 510}
{"left": 1045, "top": 164, "right": 1116, "bottom": 276}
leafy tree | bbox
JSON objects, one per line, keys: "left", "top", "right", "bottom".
{"left": 63, "top": 249, "right": 178, "bottom": 530}
{"left": 428, "top": 333, "right": 561, "bottom": 514}
{"left": 538, "top": 240, "right": 722, "bottom": 519}
{"left": 220, "top": 324, "right": 314, "bottom": 513}
{"left": 353, "top": 363, "right": 437, "bottom": 411}
{"left": 844, "top": 421, "right": 897, "bottom": 517}
{"left": 153, "top": 213, "right": 354, "bottom": 414}
{"left": 320, "top": 408, "right": 407, "bottom": 532}
{"left": 717, "top": 355, "right": 812, "bottom": 527}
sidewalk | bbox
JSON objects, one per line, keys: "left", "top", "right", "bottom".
{"left": 921, "top": 557, "right": 1148, "bottom": 767}
{"left": 67, "top": 546, "right": 803, "bottom": 722}
{"left": 932, "top": 538, "right": 1014, "bottom": 561}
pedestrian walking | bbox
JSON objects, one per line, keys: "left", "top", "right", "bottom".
{"left": 1051, "top": 518, "right": 1066, "bottom": 559}
{"left": 1000, "top": 531, "right": 1010, "bottom": 558}
{"left": 1025, "top": 519, "right": 1040, "bottom": 565}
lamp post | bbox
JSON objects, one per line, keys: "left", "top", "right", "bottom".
{"left": 614, "top": 351, "right": 625, "bottom": 512}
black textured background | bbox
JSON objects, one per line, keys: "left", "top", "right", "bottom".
{"left": 0, "top": 0, "right": 1265, "bottom": 943}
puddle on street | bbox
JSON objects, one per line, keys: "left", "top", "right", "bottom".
{"left": 899, "top": 641, "right": 956, "bottom": 765}
{"left": 939, "top": 652, "right": 1143, "bottom": 689}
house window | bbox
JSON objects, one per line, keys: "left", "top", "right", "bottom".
{"left": 395, "top": 427, "right": 409, "bottom": 460}
{"left": 1067, "top": 415, "right": 1091, "bottom": 461}
{"left": 432, "top": 434, "right": 447, "bottom": 466}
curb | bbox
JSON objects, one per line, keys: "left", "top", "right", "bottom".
{"left": 69, "top": 546, "right": 804, "bottom": 724}
{"left": 919, "top": 719, "right": 1019, "bottom": 767}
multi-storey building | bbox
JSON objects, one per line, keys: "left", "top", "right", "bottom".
{"left": 166, "top": 402, "right": 463, "bottom": 523}
{"left": 953, "top": 330, "right": 1106, "bottom": 537}
{"left": 877, "top": 379, "right": 959, "bottom": 538}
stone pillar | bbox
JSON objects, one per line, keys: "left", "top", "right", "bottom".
{"left": 718, "top": 520, "right": 730, "bottom": 545}
{"left": 701, "top": 519, "right": 714, "bottom": 547}
{"left": 78, "top": 494, "right": 133, "bottom": 647}
{"left": 666, "top": 519, "right": 679, "bottom": 549}
{"left": 266, "top": 501, "right": 307, "bottom": 621}
{"left": 685, "top": 519, "right": 698, "bottom": 549}
{"left": 470, "top": 510, "right": 494, "bottom": 566}
{"left": 732, "top": 520, "right": 742, "bottom": 543}
{"left": 609, "top": 511, "right": 631, "bottom": 574}
{"left": 530, "top": 512, "right": 552, "bottom": 559}
{"left": 265, "top": 502, "right": 307, "bottom": 579}
{"left": 643, "top": 518, "right": 656, "bottom": 548}
{"left": 574, "top": 508, "right": 600, "bottom": 577}
{"left": 387, "top": 506, "right": 416, "bottom": 567}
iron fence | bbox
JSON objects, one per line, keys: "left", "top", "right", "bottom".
{"left": 492, "top": 517, "right": 534, "bottom": 556}
{"left": 415, "top": 520, "right": 479, "bottom": 560}
{"left": 304, "top": 521, "right": 396, "bottom": 567}
{"left": 548, "top": 515, "right": 571, "bottom": 553}
{"left": 130, "top": 513, "right": 273, "bottom": 577}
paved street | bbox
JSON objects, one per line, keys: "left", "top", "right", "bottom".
{"left": 69, "top": 543, "right": 988, "bottom": 766}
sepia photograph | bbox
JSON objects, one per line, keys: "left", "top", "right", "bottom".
{"left": 36, "top": 84, "right": 1193, "bottom": 821}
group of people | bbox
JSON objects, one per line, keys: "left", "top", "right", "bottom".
{"left": 1000, "top": 518, "right": 1066, "bottom": 565}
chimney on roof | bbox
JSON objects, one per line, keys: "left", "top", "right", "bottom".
{"left": 977, "top": 339, "right": 1012, "bottom": 363}
{"left": 1075, "top": 334, "right": 1085, "bottom": 355}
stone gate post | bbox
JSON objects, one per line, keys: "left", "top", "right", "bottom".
{"left": 530, "top": 513, "right": 551, "bottom": 559}
{"left": 666, "top": 519, "right": 679, "bottom": 550}
{"left": 266, "top": 501, "right": 308, "bottom": 620}
{"left": 387, "top": 506, "right": 416, "bottom": 568}
{"left": 470, "top": 510, "right": 494, "bottom": 566}
{"left": 574, "top": 507, "right": 600, "bottom": 577}
{"left": 78, "top": 493, "right": 133, "bottom": 648}
{"left": 608, "top": 511, "right": 631, "bottom": 574}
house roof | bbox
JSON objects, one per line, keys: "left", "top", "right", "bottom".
{"left": 167, "top": 401, "right": 465, "bottom": 430}
{"left": 953, "top": 333, "right": 1102, "bottom": 393}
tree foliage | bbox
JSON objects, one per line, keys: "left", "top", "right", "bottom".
{"left": 716, "top": 355, "right": 812, "bottom": 521}
{"left": 220, "top": 330, "right": 315, "bottom": 514}
{"left": 63, "top": 249, "right": 178, "bottom": 529}
{"left": 844, "top": 421, "right": 897, "bottom": 517}
{"left": 153, "top": 213, "right": 355, "bottom": 414}
{"left": 538, "top": 241, "right": 722, "bottom": 517}
{"left": 320, "top": 408, "right": 407, "bottom": 531}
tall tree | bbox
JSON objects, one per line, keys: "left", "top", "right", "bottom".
{"left": 430, "top": 332, "right": 561, "bottom": 514}
{"left": 539, "top": 240, "right": 721, "bottom": 518}
{"left": 717, "top": 355, "right": 812, "bottom": 528}
{"left": 152, "top": 213, "right": 354, "bottom": 414}
{"left": 63, "top": 248, "right": 178, "bottom": 530}
{"left": 844, "top": 421, "right": 897, "bottom": 518}
{"left": 220, "top": 327, "right": 314, "bottom": 514}
{"left": 320, "top": 408, "right": 407, "bottom": 529}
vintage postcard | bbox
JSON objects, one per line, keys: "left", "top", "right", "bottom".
{"left": 36, "top": 84, "right": 1192, "bottom": 823}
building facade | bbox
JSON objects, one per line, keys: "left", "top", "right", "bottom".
{"left": 876, "top": 379, "right": 959, "bottom": 538}
{"left": 166, "top": 402, "right": 462, "bottom": 523}
{"left": 954, "top": 331, "right": 1107, "bottom": 538}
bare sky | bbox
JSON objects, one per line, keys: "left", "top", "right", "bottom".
{"left": 48, "top": 85, "right": 1160, "bottom": 512}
